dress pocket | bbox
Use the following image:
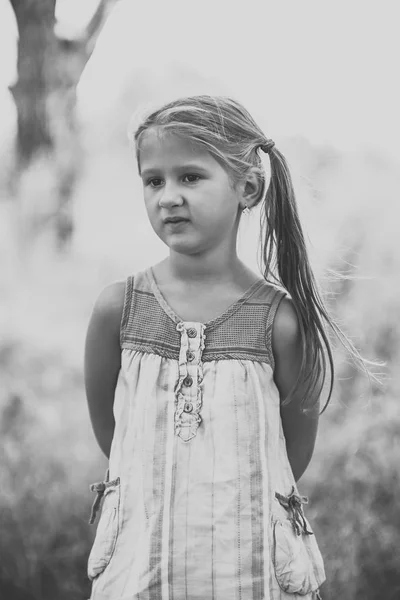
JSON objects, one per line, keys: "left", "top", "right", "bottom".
{"left": 87, "top": 473, "right": 121, "bottom": 581}
{"left": 272, "top": 486, "right": 325, "bottom": 596}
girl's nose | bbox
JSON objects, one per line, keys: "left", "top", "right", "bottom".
{"left": 158, "top": 182, "right": 184, "bottom": 208}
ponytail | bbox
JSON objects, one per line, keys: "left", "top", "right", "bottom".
{"left": 131, "top": 94, "right": 381, "bottom": 413}
{"left": 259, "top": 147, "right": 375, "bottom": 413}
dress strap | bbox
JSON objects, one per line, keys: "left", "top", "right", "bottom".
{"left": 119, "top": 275, "right": 134, "bottom": 347}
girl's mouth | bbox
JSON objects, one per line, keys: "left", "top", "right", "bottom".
{"left": 164, "top": 219, "right": 189, "bottom": 226}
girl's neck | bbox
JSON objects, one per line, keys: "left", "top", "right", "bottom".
{"left": 160, "top": 253, "right": 249, "bottom": 287}
{"left": 152, "top": 257, "right": 261, "bottom": 301}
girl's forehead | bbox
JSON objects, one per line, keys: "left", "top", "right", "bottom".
{"left": 138, "top": 128, "right": 210, "bottom": 160}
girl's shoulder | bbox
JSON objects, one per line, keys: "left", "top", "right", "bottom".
{"left": 271, "top": 295, "right": 301, "bottom": 365}
{"left": 272, "top": 296, "right": 300, "bottom": 341}
{"left": 91, "top": 281, "right": 126, "bottom": 335}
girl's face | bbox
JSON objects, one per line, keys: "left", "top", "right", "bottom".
{"left": 138, "top": 129, "right": 244, "bottom": 256}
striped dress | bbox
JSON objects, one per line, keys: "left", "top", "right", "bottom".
{"left": 87, "top": 266, "right": 326, "bottom": 600}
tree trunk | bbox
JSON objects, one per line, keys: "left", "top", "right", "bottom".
{"left": 8, "top": 0, "right": 116, "bottom": 252}
{"left": 9, "top": 0, "right": 56, "bottom": 167}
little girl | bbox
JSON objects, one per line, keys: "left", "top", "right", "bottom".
{"left": 84, "top": 95, "right": 365, "bottom": 600}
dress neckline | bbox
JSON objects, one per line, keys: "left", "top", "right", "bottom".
{"left": 146, "top": 266, "right": 266, "bottom": 329}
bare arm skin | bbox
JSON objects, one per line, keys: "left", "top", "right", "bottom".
{"left": 84, "top": 282, "right": 125, "bottom": 458}
{"left": 272, "top": 297, "right": 320, "bottom": 482}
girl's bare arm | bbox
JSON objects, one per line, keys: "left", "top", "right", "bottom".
{"left": 84, "top": 282, "right": 125, "bottom": 458}
{"left": 272, "top": 297, "right": 320, "bottom": 482}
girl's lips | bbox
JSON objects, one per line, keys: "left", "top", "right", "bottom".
{"left": 164, "top": 219, "right": 190, "bottom": 225}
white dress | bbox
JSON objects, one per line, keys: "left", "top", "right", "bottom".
{"left": 87, "top": 266, "right": 326, "bottom": 600}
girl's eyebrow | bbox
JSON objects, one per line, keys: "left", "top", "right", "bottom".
{"left": 141, "top": 164, "right": 210, "bottom": 178}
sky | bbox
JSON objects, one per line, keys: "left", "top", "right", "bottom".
{"left": 0, "top": 0, "right": 399, "bottom": 162}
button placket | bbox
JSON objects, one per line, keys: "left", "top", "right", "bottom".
{"left": 174, "top": 322, "right": 206, "bottom": 442}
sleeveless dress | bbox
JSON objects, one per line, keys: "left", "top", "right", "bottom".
{"left": 87, "top": 266, "right": 326, "bottom": 600}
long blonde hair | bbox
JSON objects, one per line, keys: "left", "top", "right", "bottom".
{"left": 132, "top": 95, "right": 378, "bottom": 412}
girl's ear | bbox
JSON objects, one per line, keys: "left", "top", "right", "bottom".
{"left": 241, "top": 168, "right": 264, "bottom": 209}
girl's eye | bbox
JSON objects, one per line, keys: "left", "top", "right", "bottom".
{"left": 148, "top": 178, "right": 164, "bottom": 188}
{"left": 146, "top": 174, "right": 200, "bottom": 187}
{"left": 183, "top": 174, "right": 200, "bottom": 183}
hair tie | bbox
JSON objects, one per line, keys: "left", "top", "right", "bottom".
{"left": 260, "top": 140, "right": 275, "bottom": 154}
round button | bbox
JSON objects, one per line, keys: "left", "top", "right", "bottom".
{"left": 183, "top": 376, "right": 193, "bottom": 387}
{"left": 187, "top": 328, "right": 197, "bottom": 338}
{"left": 186, "top": 351, "right": 195, "bottom": 362}
{"left": 184, "top": 402, "right": 193, "bottom": 413}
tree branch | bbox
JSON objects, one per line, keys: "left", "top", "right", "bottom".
{"left": 84, "top": 0, "right": 120, "bottom": 58}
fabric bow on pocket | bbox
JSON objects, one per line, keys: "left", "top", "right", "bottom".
{"left": 87, "top": 470, "right": 121, "bottom": 581}
{"left": 272, "top": 486, "right": 325, "bottom": 596}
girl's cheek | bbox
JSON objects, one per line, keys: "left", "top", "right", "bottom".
{"left": 143, "top": 192, "right": 154, "bottom": 207}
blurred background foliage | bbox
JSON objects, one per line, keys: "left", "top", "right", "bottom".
{"left": 0, "top": 1, "right": 399, "bottom": 599}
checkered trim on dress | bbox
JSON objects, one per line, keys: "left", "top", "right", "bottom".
{"left": 120, "top": 269, "right": 287, "bottom": 367}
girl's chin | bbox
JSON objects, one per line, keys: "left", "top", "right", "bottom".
{"left": 158, "top": 230, "right": 194, "bottom": 246}
{"left": 163, "top": 237, "right": 205, "bottom": 256}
